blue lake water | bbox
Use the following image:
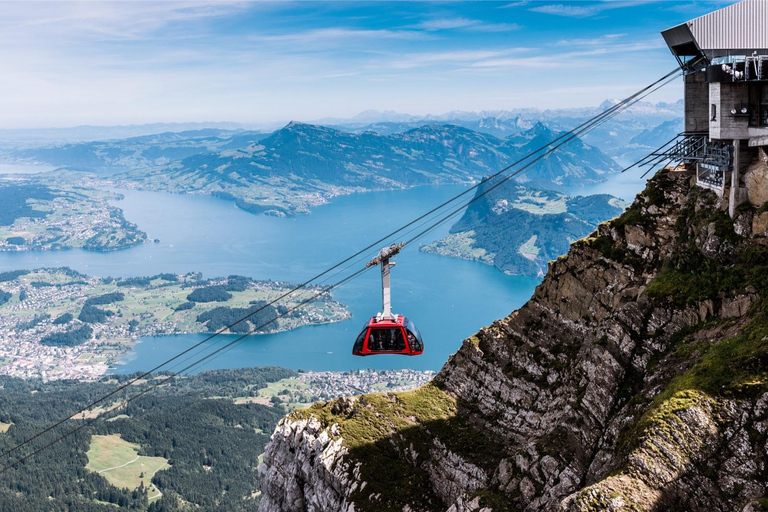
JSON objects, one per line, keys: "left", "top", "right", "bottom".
{"left": 0, "top": 174, "right": 649, "bottom": 373}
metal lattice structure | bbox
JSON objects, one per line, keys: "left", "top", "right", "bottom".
{"left": 623, "top": 132, "right": 732, "bottom": 188}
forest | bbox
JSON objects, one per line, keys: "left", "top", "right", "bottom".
{"left": 186, "top": 286, "right": 232, "bottom": 303}
{"left": 0, "top": 270, "right": 28, "bottom": 283}
{"left": 0, "top": 184, "right": 55, "bottom": 225}
{"left": 195, "top": 302, "right": 278, "bottom": 333}
{"left": 39, "top": 324, "right": 93, "bottom": 347}
{"left": 0, "top": 367, "right": 296, "bottom": 511}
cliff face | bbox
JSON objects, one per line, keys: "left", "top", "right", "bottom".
{"left": 259, "top": 169, "right": 768, "bottom": 512}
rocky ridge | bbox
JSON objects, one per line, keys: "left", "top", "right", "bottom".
{"left": 258, "top": 169, "right": 768, "bottom": 511}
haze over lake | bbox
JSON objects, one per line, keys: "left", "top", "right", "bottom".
{"left": 0, "top": 175, "right": 647, "bottom": 372}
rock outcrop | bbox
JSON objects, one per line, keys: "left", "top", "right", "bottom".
{"left": 259, "top": 169, "right": 768, "bottom": 511}
{"left": 745, "top": 148, "right": 768, "bottom": 207}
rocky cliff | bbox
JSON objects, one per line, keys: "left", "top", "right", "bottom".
{"left": 258, "top": 169, "right": 768, "bottom": 511}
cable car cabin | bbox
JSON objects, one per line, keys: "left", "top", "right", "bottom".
{"left": 353, "top": 315, "right": 424, "bottom": 356}
{"left": 353, "top": 242, "right": 424, "bottom": 357}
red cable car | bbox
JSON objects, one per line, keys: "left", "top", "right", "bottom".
{"left": 352, "top": 243, "right": 424, "bottom": 356}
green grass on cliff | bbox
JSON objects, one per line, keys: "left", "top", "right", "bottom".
{"left": 654, "top": 305, "right": 768, "bottom": 401}
{"left": 291, "top": 383, "right": 499, "bottom": 511}
{"left": 644, "top": 206, "right": 762, "bottom": 306}
{"left": 629, "top": 194, "right": 768, "bottom": 450}
{"left": 627, "top": 302, "right": 768, "bottom": 462}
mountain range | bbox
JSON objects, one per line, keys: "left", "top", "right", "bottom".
{"left": 113, "top": 122, "right": 620, "bottom": 215}
{"left": 0, "top": 99, "right": 683, "bottom": 216}
{"left": 2, "top": 99, "right": 682, "bottom": 166}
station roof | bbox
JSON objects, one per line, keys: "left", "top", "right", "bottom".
{"left": 662, "top": 0, "right": 768, "bottom": 62}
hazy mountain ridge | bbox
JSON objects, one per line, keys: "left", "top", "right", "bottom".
{"left": 114, "top": 122, "right": 620, "bottom": 215}
{"left": 324, "top": 101, "right": 684, "bottom": 160}
{"left": 629, "top": 117, "right": 684, "bottom": 147}
{"left": 8, "top": 129, "right": 271, "bottom": 173}
{"left": 0, "top": 122, "right": 251, "bottom": 149}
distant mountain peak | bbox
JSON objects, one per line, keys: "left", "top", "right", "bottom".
{"left": 515, "top": 122, "right": 554, "bottom": 139}
{"left": 599, "top": 99, "right": 622, "bottom": 110}
{"left": 529, "top": 121, "right": 551, "bottom": 132}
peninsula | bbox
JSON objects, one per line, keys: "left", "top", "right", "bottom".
{"left": 0, "top": 269, "right": 350, "bottom": 381}
{"left": 0, "top": 178, "right": 147, "bottom": 252}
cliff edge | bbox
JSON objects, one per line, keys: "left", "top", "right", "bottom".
{"left": 259, "top": 169, "right": 768, "bottom": 511}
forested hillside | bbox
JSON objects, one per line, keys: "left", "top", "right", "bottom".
{"left": 0, "top": 368, "right": 293, "bottom": 512}
{"left": 423, "top": 179, "right": 626, "bottom": 276}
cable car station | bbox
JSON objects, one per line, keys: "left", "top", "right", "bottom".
{"left": 657, "top": 0, "right": 768, "bottom": 217}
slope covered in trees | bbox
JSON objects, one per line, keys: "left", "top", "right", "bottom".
{"left": 0, "top": 368, "right": 294, "bottom": 511}
{"left": 423, "top": 180, "right": 626, "bottom": 276}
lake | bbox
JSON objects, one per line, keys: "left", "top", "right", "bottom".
{"left": 0, "top": 174, "right": 649, "bottom": 373}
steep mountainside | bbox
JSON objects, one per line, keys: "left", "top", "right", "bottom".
{"left": 259, "top": 169, "right": 768, "bottom": 511}
{"left": 118, "top": 122, "right": 619, "bottom": 216}
{"left": 422, "top": 180, "right": 626, "bottom": 277}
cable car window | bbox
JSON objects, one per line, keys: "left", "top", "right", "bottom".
{"left": 353, "top": 326, "right": 367, "bottom": 354}
{"left": 369, "top": 328, "right": 405, "bottom": 352}
{"left": 403, "top": 318, "right": 423, "bottom": 352}
{"left": 404, "top": 318, "right": 422, "bottom": 342}
{"left": 406, "top": 329, "right": 422, "bottom": 352}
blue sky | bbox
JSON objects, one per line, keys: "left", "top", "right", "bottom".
{"left": 0, "top": 0, "right": 734, "bottom": 128}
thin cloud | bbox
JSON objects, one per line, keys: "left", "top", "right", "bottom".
{"left": 408, "top": 17, "right": 520, "bottom": 33}
{"left": 254, "top": 27, "right": 428, "bottom": 44}
{"left": 530, "top": 4, "right": 598, "bottom": 17}
{"left": 412, "top": 17, "right": 480, "bottom": 30}
{"left": 480, "top": 23, "right": 522, "bottom": 33}
{"left": 387, "top": 48, "right": 532, "bottom": 70}
{"left": 530, "top": 1, "right": 656, "bottom": 18}
{"left": 558, "top": 33, "right": 626, "bottom": 46}
{"left": 0, "top": 2, "right": 248, "bottom": 42}
{"left": 660, "top": 1, "right": 735, "bottom": 14}
{"left": 469, "top": 39, "right": 665, "bottom": 69}
{"left": 500, "top": 1, "right": 530, "bottom": 8}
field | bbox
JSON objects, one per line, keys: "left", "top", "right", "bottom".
{"left": 420, "top": 231, "right": 495, "bottom": 265}
{"left": 518, "top": 235, "right": 540, "bottom": 260}
{"left": 235, "top": 376, "right": 316, "bottom": 410}
{"left": 86, "top": 434, "right": 168, "bottom": 501}
{"left": 511, "top": 189, "right": 568, "bottom": 214}
{"left": 0, "top": 422, "right": 12, "bottom": 433}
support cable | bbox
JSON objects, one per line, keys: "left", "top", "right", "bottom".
{"left": 0, "top": 67, "right": 683, "bottom": 471}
